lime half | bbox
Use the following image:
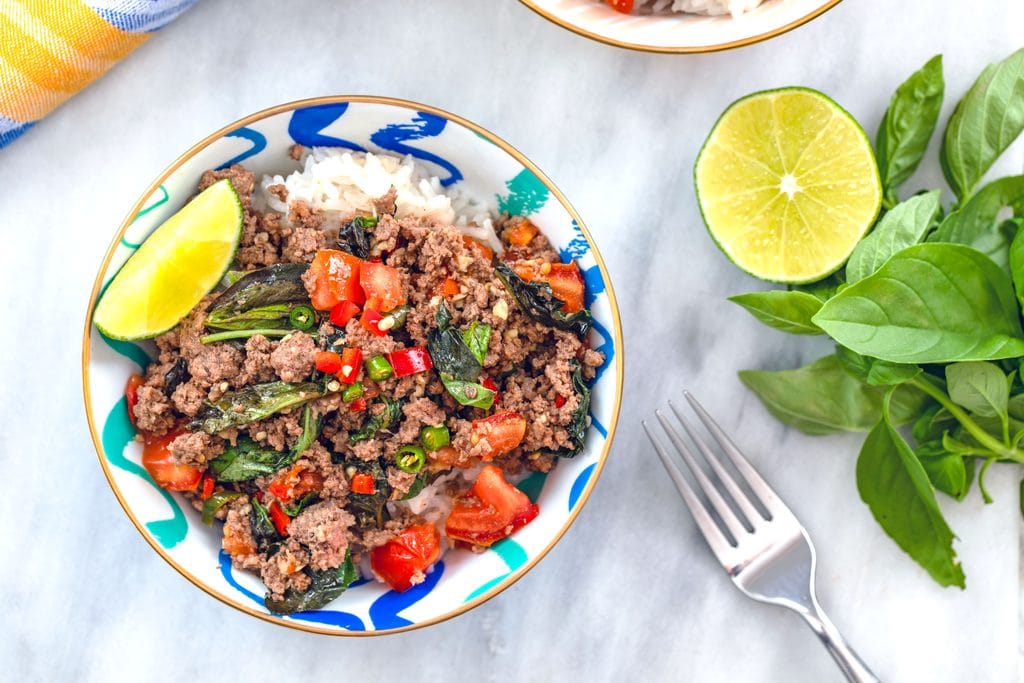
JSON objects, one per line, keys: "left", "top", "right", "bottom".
{"left": 695, "top": 88, "right": 882, "bottom": 283}
{"left": 94, "top": 179, "right": 244, "bottom": 340}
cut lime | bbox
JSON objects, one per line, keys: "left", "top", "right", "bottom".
{"left": 694, "top": 88, "right": 882, "bottom": 284}
{"left": 94, "top": 179, "right": 244, "bottom": 340}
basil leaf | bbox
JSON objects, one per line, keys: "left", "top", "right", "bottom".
{"left": 551, "top": 361, "right": 591, "bottom": 458}
{"left": 292, "top": 405, "right": 319, "bottom": 456}
{"left": 812, "top": 244, "right": 1024, "bottom": 363}
{"left": 428, "top": 304, "right": 483, "bottom": 382}
{"left": 945, "top": 361, "right": 1009, "bottom": 419}
{"left": 201, "top": 491, "right": 243, "bottom": 525}
{"left": 941, "top": 48, "right": 1024, "bottom": 200}
{"left": 401, "top": 473, "right": 429, "bottom": 500}
{"left": 876, "top": 55, "right": 945, "bottom": 204}
{"left": 1007, "top": 217, "right": 1024, "bottom": 308}
{"left": 265, "top": 550, "right": 359, "bottom": 614}
{"left": 336, "top": 215, "right": 377, "bottom": 259}
{"left": 250, "top": 498, "right": 280, "bottom": 547}
{"left": 914, "top": 442, "right": 972, "bottom": 501}
{"left": 206, "top": 263, "right": 310, "bottom": 329}
{"left": 494, "top": 261, "right": 592, "bottom": 337}
{"left": 205, "top": 304, "right": 297, "bottom": 331}
{"left": 866, "top": 361, "right": 922, "bottom": 387}
{"left": 350, "top": 397, "right": 404, "bottom": 443}
{"left": 795, "top": 272, "right": 845, "bottom": 302}
{"left": 282, "top": 492, "right": 319, "bottom": 517}
{"left": 739, "top": 355, "right": 922, "bottom": 435}
{"left": 856, "top": 393, "right": 964, "bottom": 588}
{"left": 209, "top": 438, "right": 295, "bottom": 482}
{"left": 439, "top": 373, "right": 495, "bottom": 410}
{"left": 347, "top": 459, "right": 391, "bottom": 529}
{"left": 846, "top": 191, "right": 942, "bottom": 283}
{"left": 462, "top": 321, "right": 492, "bottom": 365}
{"left": 190, "top": 381, "right": 322, "bottom": 434}
{"left": 932, "top": 176, "right": 1024, "bottom": 269}
{"left": 727, "top": 290, "right": 823, "bottom": 335}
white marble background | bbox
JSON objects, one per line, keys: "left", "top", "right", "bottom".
{"left": 1, "top": 0, "right": 1022, "bottom": 680}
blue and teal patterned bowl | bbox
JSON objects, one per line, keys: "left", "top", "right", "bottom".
{"left": 82, "top": 97, "right": 623, "bottom": 635}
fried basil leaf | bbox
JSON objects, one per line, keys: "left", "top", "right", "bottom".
{"left": 190, "top": 381, "right": 322, "bottom": 433}
{"left": 164, "top": 357, "right": 190, "bottom": 395}
{"left": 428, "top": 303, "right": 483, "bottom": 382}
{"left": 551, "top": 361, "right": 590, "bottom": 458}
{"left": 439, "top": 374, "right": 495, "bottom": 410}
{"left": 265, "top": 550, "right": 359, "bottom": 614}
{"left": 349, "top": 396, "right": 404, "bottom": 444}
{"left": 336, "top": 215, "right": 378, "bottom": 259}
{"left": 347, "top": 459, "right": 391, "bottom": 529}
{"left": 249, "top": 498, "right": 280, "bottom": 548}
{"left": 462, "top": 321, "right": 492, "bottom": 365}
{"left": 206, "top": 263, "right": 310, "bottom": 330}
{"left": 494, "top": 261, "right": 592, "bottom": 337}
{"left": 209, "top": 438, "right": 295, "bottom": 482}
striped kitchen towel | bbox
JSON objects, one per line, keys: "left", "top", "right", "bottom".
{"left": 0, "top": 0, "right": 196, "bottom": 149}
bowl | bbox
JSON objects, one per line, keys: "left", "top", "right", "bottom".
{"left": 82, "top": 96, "right": 623, "bottom": 635}
{"left": 520, "top": 0, "right": 843, "bottom": 53}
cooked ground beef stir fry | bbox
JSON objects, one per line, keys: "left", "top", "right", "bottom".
{"left": 128, "top": 157, "right": 603, "bottom": 612}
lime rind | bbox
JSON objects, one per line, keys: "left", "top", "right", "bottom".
{"left": 94, "top": 179, "right": 244, "bottom": 341}
{"left": 694, "top": 87, "right": 882, "bottom": 285}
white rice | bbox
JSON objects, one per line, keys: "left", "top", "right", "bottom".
{"left": 256, "top": 148, "right": 502, "bottom": 252}
{"left": 636, "top": 0, "right": 764, "bottom": 17}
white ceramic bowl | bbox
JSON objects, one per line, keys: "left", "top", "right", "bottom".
{"left": 521, "top": 0, "right": 842, "bottom": 53}
{"left": 82, "top": 96, "right": 623, "bottom": 635}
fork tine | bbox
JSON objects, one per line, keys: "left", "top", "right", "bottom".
{"left": 669, "top": 400, "right": 766, "bottom": 526}
{"left": 642, "top": 421, "right": 735, "bottom": 561}
{"left": 683, "top": 391, "right": 784, "bottom": 515}
{"left": 654, "top": 410, "right": 750, "bottom": 540}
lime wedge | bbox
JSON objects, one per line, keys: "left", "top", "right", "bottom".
{"left": 94, "top": 179, "right": 244, "bottom": 340}
{"left": 694, "top": 88, "right": 882, "bottom": 284}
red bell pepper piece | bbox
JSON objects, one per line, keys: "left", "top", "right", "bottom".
{"left": 329, "top": 299, "right": 361, "bottom": 327}
{"left": 338, "top": 347, "right": 363, "bottom": 384}
{"left": 349, "top": 397, "right": 367, "bottom": 413}
{"left": 200, "top": 474, "right": 215, "bottom": 500}
{"left": 268, "top": 500, "right": 291, "bottom": 536}
{"left": 555, "top": 394, "right": 567, "bottom": 408}
{"left": 360, "top": 308, "right": 387, "bottom": 337}
{"left": 388, "top": 347, "right": 433, "bottom": 378}
{"left": 315, "top": 351, "right": 343, "bottom": 374}
{"left": 351, "top": 472, "right": 375, "bottom": 495}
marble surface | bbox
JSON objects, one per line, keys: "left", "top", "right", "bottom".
{"left": 1, "top": 0, "right": 1022, "bottom": 680}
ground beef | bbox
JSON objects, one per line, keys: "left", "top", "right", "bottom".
{"left": 288, "top": 143, "right": 304, "bottom": 161}
{"left": 287, "top": 500, "right": 355, "bottom": 571}
{"left": 270, "top": 332, "right": 316, "bottom": 382}
{"left": 349, "top": 438, "right": 384, "bottom": 462}
{"left": 237, "top": 212, "right": 282, "bottom": 269}
{"left": 198, "top": 164, "right": 255, "bottom": 207}
{"left": 250, "top": 411, "right": 304, "bottom": 451}
{"left": 386, "top": 467, "right": 417, "bottom": 497}
{"left": 169, "top": 431, "right": 225, "bottom": 467}
{"left": 266, "top": 183, "right": 288, "bottom": 202}
{"left": 296, "top": 442, "right": 350, "bottom": 500}
{"left": 170, "top": 379, "right": 206, "bottom": 416}
{"left": 240, "top": 334, "right": 277, "bottom": 384}
{"left": 342, "top": 317, "right": 400, "bottom": 356}
{"left": 282, "top": 201, "right": 326, "bottom": 263}
{"left": 223, "top": 500, "right": 261, "bottom": 570}
{"left": 133, "top": 385, "right": 175, "bottom": 435}
{"left": 372, "top": 187, "right": 397, "bottom": 217}
{"left": 260, "top": 539, "right": 311, "bottom": 600}
{"left": 394, "top": 397, "right": 447, "bottom": 443}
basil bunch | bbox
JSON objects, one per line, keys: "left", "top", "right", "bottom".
{"left": 730, "top": 49, "right": 1024, "bottom": 588}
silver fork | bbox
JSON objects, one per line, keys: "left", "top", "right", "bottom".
{"left": 643, "top": 392, "right": 879, "bottom": 683}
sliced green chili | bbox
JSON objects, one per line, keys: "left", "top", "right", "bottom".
{"left": 342, "top": 381, "right": 364, "bottom": 403}
{"left": 289, "top": 305, "right": 316, "bottom": 331}
{"left": 395, "top": 445, "right": 426, "bottom": 473}
{"left": 201, "top": 491, "right": 243, "bottom": 525}
{"left": 419, "top": 425, "right": 450, "bottom": 451}
{"left": 381, "top": 305, "right": 410, "bottom": 330}
{"left": 366, "top": 354, "right": 393, "bottom": 381}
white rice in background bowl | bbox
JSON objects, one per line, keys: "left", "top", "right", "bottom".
{"left": 257, "top": 149, "right": 502, "bottom": 252}
{"left": 635, "top": 0, "right": 765, "bottom": 16}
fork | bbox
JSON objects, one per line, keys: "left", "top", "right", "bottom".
{"left": 643, "top": 392, "right": 879, "bottom": 683}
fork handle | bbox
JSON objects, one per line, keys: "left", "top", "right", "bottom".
{"left": 800, "top": 607, "right": 880, "bottom": 683}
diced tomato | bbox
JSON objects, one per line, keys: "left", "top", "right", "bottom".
{"left": 268, "top": 500, "right": 291, "bottom": 536}
{"left": 503, "top": 219, "right": 539, "bottom": 246}
{"left": 329, "top": 299, "right": 361, "bottom": 327}
{"left": 545, "top": 263, "right": 585, "bottom": 313}
{"left": 268, "top": 464, "right": 323, "bottom": 504}
{"left": 470, "top": 411, "right": 527, "bottom": 461}
{"left": 360, "top": 308, "right": 387, "bottom": 337}
{"left": 351, "top": 472, "right": 375, "bottom": 495}
{"left": 359, "top": 262, "right": 405, "bottom": 312}
{"left": 349, "top": 397, "right": 368, "bottom": 413}
{"left": 370, "top": 523, "right": 441, "bottom": 592}
{"left": 201, "top": 474, "right": 215, "bottom": 500}
{"left": 307, "top": 250, "right": 365, "bottom": 310}
{"left": 338, "top": 347, "right": 363, "bottom": 384}
{"left": 555, "top": 394, "right": 567, "bottom": 409}
{"left": 315, "top": 351, "right": 342, "bottom": 374}
{"left": 463, "top": 235, "right": 494, "bottom": 261}
{"left": 141, "top": 430, "right": 203, "bottom": 492}
{"left": 125, "top": 374, "right": 144, "bottom": 428}
{"left": 439, "top": 277, "right": 460, "bottom": 297}
{"left": 388, "top": 347, "right": 433, "bottom": 377}
{"left": 606, "top": 0, "right": 634, "bottom": 11}
{"left": 445, "top": 465, "right": 539, "bottom": 547}
{"left": 223, "top": 522, "right": 256, "bottom": 557}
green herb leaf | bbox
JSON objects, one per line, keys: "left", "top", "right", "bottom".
{"left": 945, "top": 361, "right": 1009, "bottom": 419}
{"left": 350, "top": 397, "right": 404, "bottom": 444}
{"left": 727, "top": 290, "right": 823, "bottom": 335}
{"left": 462, "top": 321, "right": 492, "bottom": 365}
{"left": 439, "top": 373, "right": 495, "bottom": 410}
{"left": 846, "top": 191, "right": 942, "bottom": 283}
{"left": 190, "top": 381, "right": 323, "bottom": 434}
{"left": 250, "top": 498, "right": 280, "bottom": 548}
{"left": 739, "top": 355, "right": 923, "bottom": 435}
{"left": 856, "top": 392, "right": 964, "bottom": 587}
{"left": 1007, "top": 216, "right": 1024, "bottom": 308}
{"left": 876, "top": 55, "right": 945, "bottom": 204}
{"left": 428, "top": 303, "right": 483, "bottom": 382}
{"left": 812, "top": 243, "right": 1024, "bottom": 363}
{"left": 209, "top": 438, "right": 295, "bottom": 482}
{"left": 401, "top": 473, "right": 429, "bottom": 500}
{"left": 914, "top": 442, "right": 972, "bottom": 501}
{"left": 265, "top": 550, "right": 359, "bottom": 614}
{"left": 336, "top": 216, "right": 377, "bottom": 259}
{"left": 866, "top": 361, "right": 922, "bottom": 386}
{"left": 292, "top": 405, "right": 319, "bottom": 456}
{"left": 201, "top": 491, "right": 243, "bottom": 525}
{"left": 206, "top": 263, "right": 310, "bottom": 330}
{"left": 282, "top": 492, "right": 319, "bottom": 517}
{"left": 932, "top": 175, "right": 1024, "bottom": 269}
{"left": 794, "top": 273, "right": 845, "bottom": 302}
{"left": 551, "top": 361, "right": 591, "bottom": 458}
{"left": 494, "top": 261, "right": 592, "bottom": 337}
{"left": 346, "top": 459, "right": 391, "bottom": 529}
{"left": 941, "top": 48, "right": 1024, "bottom": 200}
